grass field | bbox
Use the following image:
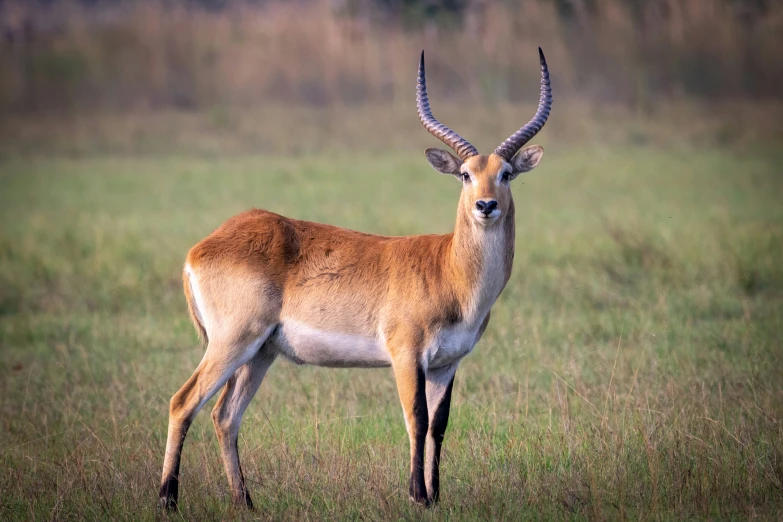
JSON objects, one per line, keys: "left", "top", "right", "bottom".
{"left": 1, "top": 139, "right": 782, "bottom": 519}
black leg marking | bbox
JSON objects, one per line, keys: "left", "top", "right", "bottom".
{"left": 159, "top": 452, "right": 182, "bottom": 510}
{"left": 427, "top": 376, "right": 454, "bottom": 504}
{"left": 158, "top": 475, "right": 179, "bottom": 511}
{"left": 159, "top": 419, "right": 191, "bottom": 511}
{"left": 409, "top": 364, "right": 430, "bottom": 506}
{"left": 234, "top": 434, "right": 254, "bottom": 509}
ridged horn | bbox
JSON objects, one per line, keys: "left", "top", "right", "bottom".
{"left": 494, "top": 47, "right": 552, "bottom": 161}
{"left": 417, "top": 51, "right": 478, "bottom": 162}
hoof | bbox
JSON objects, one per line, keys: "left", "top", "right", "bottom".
{"left": 409, "top": 477, "right": 430, "bottom": 507}
{"left": 409, "top": 495, "right": 431, "bottom": 508}
{"left": 159, "top": 495, "right": 178, "bottom": 512}
{"left": 232, "top": 492, "right": 254, "bottom": 510}
{"left": 158, "top": 479, "right": 179, "bottom": 511}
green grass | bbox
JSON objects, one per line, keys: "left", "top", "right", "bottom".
{"left": 1, "top": 145, "right": 782, "bottom": 520}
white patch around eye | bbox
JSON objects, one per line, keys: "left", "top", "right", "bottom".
{"left": 495, "top": 159, "right": 513, "bottom": 185}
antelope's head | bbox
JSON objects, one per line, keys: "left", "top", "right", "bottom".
{"left": 417, "top": 48, "right": 551, "bottom": 227}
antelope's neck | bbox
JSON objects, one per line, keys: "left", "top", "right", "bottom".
{"left": 448, "top": 201, "right": 515, "bottom": 323}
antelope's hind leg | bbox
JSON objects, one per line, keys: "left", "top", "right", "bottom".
{"left": 211, "top": 347, "right": 277, "bottom": 508}
{"left": 158, "top": 329, "right": 274, "bottom": 510}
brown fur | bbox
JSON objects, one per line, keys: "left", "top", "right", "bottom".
{"left": 184, "top": 205, "right": 501, "bottom": 348}
{"left": 159, "top": 149, "right": 544, "bottom": 510}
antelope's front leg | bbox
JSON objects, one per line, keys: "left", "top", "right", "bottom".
{"left": 391, "top": 351, "right": 429, "bottom": 506}
{"left": 424, "top": 364, "right": 457, "bottom": 504}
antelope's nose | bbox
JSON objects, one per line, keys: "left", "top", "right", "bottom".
{"left": 475, "top": 199, "right": 498, "bottom": 216}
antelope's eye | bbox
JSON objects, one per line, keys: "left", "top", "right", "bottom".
{"left": 461, "top": 173, "right": 471, "bottom": 182}
{"left": 501, "top": 172, "right": 511, "bottom": 182}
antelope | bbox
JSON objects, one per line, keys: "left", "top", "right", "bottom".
{"left": 159, "top": 48, "right": 552, "bottom": 510}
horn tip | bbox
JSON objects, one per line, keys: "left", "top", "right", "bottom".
{"left": 538, "top": 47, "right": 546, "bottom": 63}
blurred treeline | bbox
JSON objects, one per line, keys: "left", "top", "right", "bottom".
{"left": 1, "top": 0, "right": 781, "bottom": 115}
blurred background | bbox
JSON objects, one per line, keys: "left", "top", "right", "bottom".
{"left": 1, "top": 1, "right": 782, "bottom": 520}
{"left": 1, "top": 0, "right": 782, "bottom": 153}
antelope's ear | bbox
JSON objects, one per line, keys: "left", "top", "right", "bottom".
{"left": 509, "top": 145, "right": 544, "bottom": 178}
{"left": 425, "top": 148, "right": 463, "bottom": 177}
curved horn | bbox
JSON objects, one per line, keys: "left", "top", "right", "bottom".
{"left": 494, "top": 47, "right": 552, "bottom": 161}
{"left": 417, "top": 51, "right": 478, "bottom": 161}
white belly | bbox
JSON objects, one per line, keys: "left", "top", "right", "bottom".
{"left": 273, "top": 319, "right": 391, "bottom": 368}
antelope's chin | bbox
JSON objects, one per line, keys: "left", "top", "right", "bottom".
{"left": 472, "top": 209, "right": 501, "bottom": 226}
